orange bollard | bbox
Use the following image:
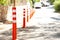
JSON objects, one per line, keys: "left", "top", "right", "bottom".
{"left": 27, "top": 8, "right": 29, "bottom": 22}
{"left": 30, "top": 9, "right": 35, "bottom": 19}
{"left": 12, "top": 7, "right": 17, "bottom": 40}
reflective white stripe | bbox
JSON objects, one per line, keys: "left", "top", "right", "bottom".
{"left": 16, "top": 39, "right": 19, "bottom": 40}
{"left": 23, "top": 16, "right": 25, "bottom": 18}
{"left": 13, "top": 15, "right": 16, "bottom": 17}
{"left": 12, "top": 10, "right": 16, "bottom": 12}
{"left": 28, "top": 13, "right": 30, "bottom": 15}
{"left": 13, "top": 20, "right": 16, "bottom": 23}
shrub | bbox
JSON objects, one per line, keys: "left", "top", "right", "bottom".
{"left": 54, "top": 0, "right": 60, "bottom": 12}
{"left": 0, "top": 0, "right": 10, "bottom": 6}
{"left": 0, "top": 0, "right": 11, "bottom": 21}
{"left": 35, "top": 0, "right": 40, "bottom": 2}
{"left": 49, "top": 0, "right": 55, "bottom": 5}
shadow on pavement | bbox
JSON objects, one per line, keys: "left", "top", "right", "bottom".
{"left": 51, "top": 32, "right": 60, "bottom": 38}
{"left": 51, "top": 17, "right": 60, "bottom": 20}
{"left": 17, "top": 26, "right": 40, "bottom": 33}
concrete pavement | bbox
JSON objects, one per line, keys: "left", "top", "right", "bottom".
{"left": 0, "top": 22, "right": 60, "bottom": 40}
{"left": 0, "top": 5, "right": 60, "bottom": 33}
{"left": 0, "top": 5, "right": 60, "bottom": 40}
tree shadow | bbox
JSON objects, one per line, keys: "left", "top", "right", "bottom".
{"left": 17, "top": 26, "right": 40, "bottom": 33}
{"left": 51, "top": 17, "right": 60, "bottom": 20}
{"left": 51, "top": 32, "right": 60, "bottom": 38}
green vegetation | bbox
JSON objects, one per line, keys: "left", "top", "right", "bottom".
{"left": 28, "top": 0, "right": 40, "bottom": 8}
{"left": 35, "top": 0, "right": 40, "bottom": 2}
{"left": 0, "top": 0, "right": 11, "bottom": 21}
{"left": 54, "top": 0, "right": 60, "bottom": 12}
{"left": 0, "top": 0, "right": 10, "bottom": 6}
{"left": 49, "top": 0, "right": 55, "bottom": 5}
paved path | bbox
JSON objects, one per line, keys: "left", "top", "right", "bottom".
{"left": 0, "top": 22, "right": 60, "bottom": 40}
{"left": 0, "top": 6, "right": 60, "bottom": 40}
{"left": 27, "top": 7, "right": 60, "bottom": 26}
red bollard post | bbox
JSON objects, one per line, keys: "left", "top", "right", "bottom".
{"left": 12, "top": 7, "right": 17, "bottom": 40}
{"left": 22, "top": 8, "right": 26, "bottom": 28}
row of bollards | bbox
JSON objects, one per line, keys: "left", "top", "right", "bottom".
{"left": 12, "top": 6, "right": 35, "bottom": 40}
{"left": 12, "top": 7, "right": 28, "bottom": 40}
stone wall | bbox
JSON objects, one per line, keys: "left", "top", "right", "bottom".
{"left": 0, "top": 4, "right": 3, "bottom": 21}
{"left": 0, "top": 4, "right": 8, "bottom": 22}
{"left": 15, "top": 0, "right": 27, "bottom": 6}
